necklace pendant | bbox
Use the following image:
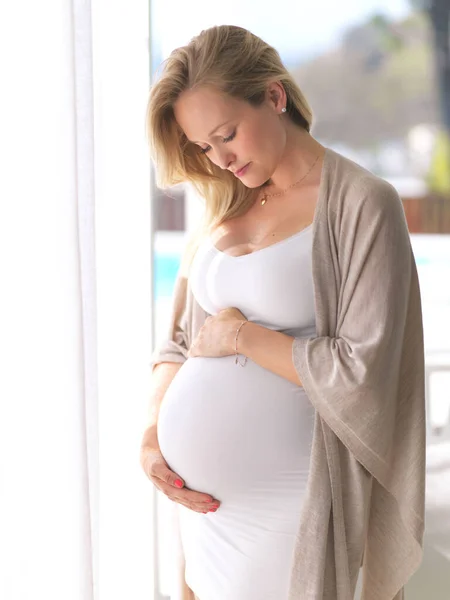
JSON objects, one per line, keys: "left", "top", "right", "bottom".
{"left": 261, "top": 197, "right": 267, "bottom": 206}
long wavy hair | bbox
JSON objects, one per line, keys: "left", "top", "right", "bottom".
{"left": 145, "top": 25, "right": 313, "bottom": 275}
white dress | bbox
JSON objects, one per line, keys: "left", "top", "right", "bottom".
{"left": 157, "top": 224, "right": 317, "bottom": 600}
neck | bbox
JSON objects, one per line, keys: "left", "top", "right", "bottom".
{"left": 268, "top": 126, "right": 325, "bottom": 192}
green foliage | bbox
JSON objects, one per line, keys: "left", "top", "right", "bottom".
{"left": 426, "top": 130, "right": 450, "bottom": 195}
{"left": 409, "top": 0, "right": 427, "bottom": 10}
{"left": 292, "top": 10, "right": 438, "bottom": 148}
{"left": 369, "top": 13, "right": 404, "bottom": 52}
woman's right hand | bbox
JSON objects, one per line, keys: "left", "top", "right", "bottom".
{"left": 140, "top": 446, "right": 221, "bottom": 514}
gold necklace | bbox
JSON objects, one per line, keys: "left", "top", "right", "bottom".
{"left": 260, "top": 153, "right": 321, "bottom": 206}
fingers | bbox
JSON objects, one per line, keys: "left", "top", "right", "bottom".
{"left": 174, "top": 494, "right": 220, "bottom": 514}
{"left": 160, "top": 465, "right": 185, "bottom": 490}
{"left": 156, "top": 478, "right": 221, "bottom": 513}
{"left": 140, "top": 447, "right": 221, "bottom": 513}
{"left": 150, "top": 455, "right": 185, "bottom": 489}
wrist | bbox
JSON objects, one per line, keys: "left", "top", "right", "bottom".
{"left": 230, "top": 319, "right": 246, "bottom": 355}
{"left": 141, "top": 422, "right": 160, "bottom": 453}
{"left": 234, "top": 320, "right": 253, "bottom": 356}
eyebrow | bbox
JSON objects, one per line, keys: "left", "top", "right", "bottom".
{"left": 189, "top": 120, "right": 232, "bottom": 144}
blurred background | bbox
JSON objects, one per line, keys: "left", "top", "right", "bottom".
{"left": 0, "top": 1, "right": 448, "bottom": 600}
{"left": 150, "top": 1, "right": 450, "bottom": 599}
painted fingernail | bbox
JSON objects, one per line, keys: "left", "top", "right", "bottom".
{"left": 174, "top": 479, "right": 183, "bottom": 488}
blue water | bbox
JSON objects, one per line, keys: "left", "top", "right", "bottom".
{"left": 154, "top": 253, "right": 181, "bottom": 298}
{"left": 154, "top": 250, "right": 448, "bottom": 299}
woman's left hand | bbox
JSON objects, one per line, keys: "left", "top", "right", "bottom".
{"left": 187, "top": 307, "right": 248, "bottom": 358}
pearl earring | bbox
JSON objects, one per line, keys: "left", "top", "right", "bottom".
{"left": 281, "top": 107, "right": 287, "bottom": 113}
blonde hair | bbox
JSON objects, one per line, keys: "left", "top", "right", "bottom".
{"left": 145, "top": 25, "right": 313, "bottom": 275}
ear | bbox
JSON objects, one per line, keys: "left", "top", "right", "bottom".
{"left": 266, "top": 81, "right": 287, "bottom": 114}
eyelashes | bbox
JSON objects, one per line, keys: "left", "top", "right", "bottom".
{"left": 200, "top": 129, "right": 236, "bottom": 154}
{"left": 223, "top": 130, "right": 236, "bottom": 143}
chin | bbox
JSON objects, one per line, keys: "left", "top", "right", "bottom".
{"left": 241, "top": 180, "right": 261, "bottom": 189}
{"left": 240, "top": 172, "right": 270, "bottom": 189}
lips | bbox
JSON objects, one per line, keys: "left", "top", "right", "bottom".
{"left": 234, "top": 163, "right": 250, "bottom": 177}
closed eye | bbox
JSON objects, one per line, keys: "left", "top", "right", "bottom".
{"left": 200, "top": 129, "right": 236, "bottom": 154}
{"left": 223, "top": 130, "right": 236, "bottom": 143}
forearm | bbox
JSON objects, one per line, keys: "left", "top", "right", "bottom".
{"left": 143, "top": 361, "right": 184, "bottom": 451}
{"left": 237, "top": 322, "right": 303, "bottom": 387}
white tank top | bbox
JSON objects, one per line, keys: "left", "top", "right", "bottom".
{"left": 157, "top": 223, "right": 317, "bottom": 600}
{"left": 190, "top": 223, "right": 316, "bottom": 339}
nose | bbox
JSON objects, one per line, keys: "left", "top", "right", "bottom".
{"left": 215, "top": 147, "right": 235, "bottom": 170}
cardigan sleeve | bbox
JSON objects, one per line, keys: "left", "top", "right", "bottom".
{"left": 149, "top": 267, "right": 190, "bottom": 373}
{"left": 289, "top": 168, "right": 425, "bottom": 600}
{"left": 291, "top": 178, "right": 422, "bottom": 482}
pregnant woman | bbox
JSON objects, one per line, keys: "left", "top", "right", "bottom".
{"left": 158, "top": 222, "right": 317, "bottom": 600}
{"left": 140, "top": 25, "right": 426, "bottom": 600}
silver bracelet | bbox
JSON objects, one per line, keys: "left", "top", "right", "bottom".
{"left": 235, "top": 320, "right": 248, "bottom": 367}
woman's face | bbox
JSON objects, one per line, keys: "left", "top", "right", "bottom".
{"left": 173, "top": 84, "right": 286, "bottom": 188}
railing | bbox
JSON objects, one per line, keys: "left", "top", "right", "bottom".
{"left": 402, "top": 194, "right": 450, "bottom": 234}
{"left": 425, "top": 351, "right": 450, "bottom": 444}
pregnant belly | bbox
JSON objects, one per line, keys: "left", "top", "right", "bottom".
{"left": 157, "top": 355, "right": 315, "bottom": 502}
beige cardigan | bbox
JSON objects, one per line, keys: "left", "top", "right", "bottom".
{"left": 150, "top": 148, "right": 426, "bottom": 599}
